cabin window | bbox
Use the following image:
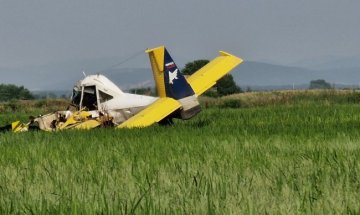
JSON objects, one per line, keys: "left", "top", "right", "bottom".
{"left": 98, "top": 90, "right": 113, "bottom": 103}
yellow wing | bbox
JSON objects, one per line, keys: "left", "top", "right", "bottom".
{"left": 117, "top": 98, "right": 181, "bottom": 128}
{"left": 187, "top": 51, "right": 243, "bottom": 95}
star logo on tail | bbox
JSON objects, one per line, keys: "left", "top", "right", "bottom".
{"left": 169, "top": 69, "right": 178, "bottom": 84}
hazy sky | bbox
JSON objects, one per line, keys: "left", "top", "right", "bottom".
{"left": 1, "top": 0, "right": 360, "bottom": 68}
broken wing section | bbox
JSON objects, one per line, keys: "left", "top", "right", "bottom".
{"left": 186, "top": 51, "right": 243, "bottom": 96}
{"left": 117, "top": 98, "right": 181, "bottom": 128}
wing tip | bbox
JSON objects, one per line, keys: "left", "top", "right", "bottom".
{"left": 219, "top": 51, "right": 244, "bottom": 64}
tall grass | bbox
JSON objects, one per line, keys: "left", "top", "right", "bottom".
{"left": 201, "top": 89, "right": 360, "bottom": 108}
{"left": 1, "top": 101, "right": 360, "bottom": 213}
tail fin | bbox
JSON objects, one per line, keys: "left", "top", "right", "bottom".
{"left": 146, "top": 46, "right": 195, "bottom": 99}
{"left": 163, "top": 48, "right": 195, "bottom": 100}
{"left": 146, "top": 46, "right": 200, "bottom": 119}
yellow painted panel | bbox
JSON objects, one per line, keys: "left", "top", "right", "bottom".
{"left": 117, "top": 98, "right": 181, "bottom": 128}
{"left": 58, "top": 111, "right": 93, "bottom": 130}
{"left": 12, "top": 121, "right": 28, "bottom": 133}
{"left": 58, "top": 117, "right": 78, "bottom": 130}
{"left": 11, "top": 121, "right": 20, "bottom": 130}
{"left": 187, "top": 51, "right": 243, "bottom": 96}
{"left": 146, "top": 46, "right": 166, "bottom": 98}
{"left": 73, "top": 120, "right": 101, "bottom": 130}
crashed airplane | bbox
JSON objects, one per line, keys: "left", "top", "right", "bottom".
{"left": 3, "top": 46, "right": 243, "bottom": 132}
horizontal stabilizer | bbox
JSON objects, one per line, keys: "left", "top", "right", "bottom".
{"left": 187, "top": 51, "right": 243, "bottom": 95}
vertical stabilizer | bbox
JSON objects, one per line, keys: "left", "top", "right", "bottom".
{"left": 146, "top": 46, "right": 195, "bottom": 99}
{"left": 163, "top": 48, "right": 195, "bottom": 100}
{"left": 146, "top": 46, "right": 200, "bottom": 119}
{"left": 146, "top": 46, "right": 166, "bottom": 98}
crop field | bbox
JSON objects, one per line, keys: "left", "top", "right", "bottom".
{"left": 1, "top": 90, "right": 360, "bottom": 214}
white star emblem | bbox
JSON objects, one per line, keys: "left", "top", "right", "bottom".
{"left": 169, "top": 69, "right": 178, "bottom": 84}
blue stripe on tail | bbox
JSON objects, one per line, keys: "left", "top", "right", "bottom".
{"left": 163, "top": 48, "right": 195, "bottom": 100}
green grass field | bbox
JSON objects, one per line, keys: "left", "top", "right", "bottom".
{"left": 1, "top": 91, "right": 360, "bottom": 214}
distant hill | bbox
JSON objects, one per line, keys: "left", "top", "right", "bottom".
{"left": 232, "top": 61, "right": 360, "bottom": 89}
{"left": 291, "top": 56, "right": 360, "bottom": 71}
{"left": 0, "top": 57, "right": 153, "bottom": 91}
{"left": 1, "top": 58, "right": 360, "bottom": 92}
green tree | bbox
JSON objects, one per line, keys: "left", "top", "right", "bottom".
{"left": 182, "top": 59, "right": 210, "bottom": 75}
{"left": 182, "top": 59, "right": 241, "bottom": 97}
{"left": 309, "top": 79, "right": 332, "bottom": 89}
{"left": 216, "top": 74, "right": 241, "bottom": 96}
{"left": 0, "top": 84, "right": 34, "bottom": 102}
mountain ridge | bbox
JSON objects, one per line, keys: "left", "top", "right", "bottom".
{"left": 1, "top": 58, "right": 360, "bottom": 91}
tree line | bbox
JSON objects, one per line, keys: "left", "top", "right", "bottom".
{"left": 0, "top": 84, "right": 34, "bottom": 102}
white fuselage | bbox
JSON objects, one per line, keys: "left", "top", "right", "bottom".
{"left": 72, "top": 74, "right": 158, "bottom": 124}
{"left": 99, "top": 92, "right": 157, "bottom": 111}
